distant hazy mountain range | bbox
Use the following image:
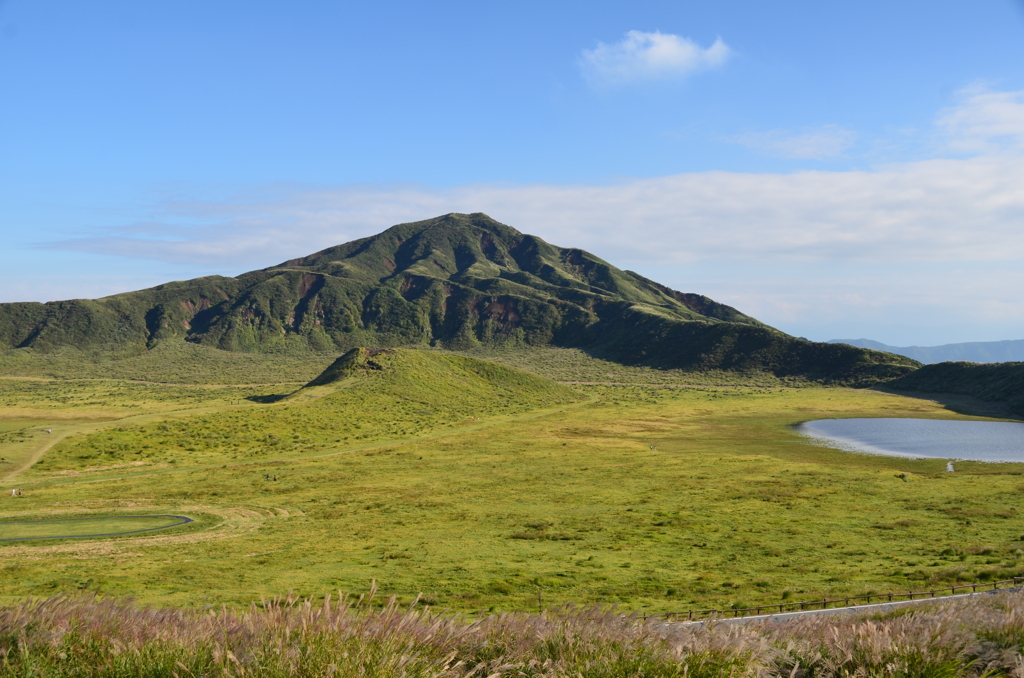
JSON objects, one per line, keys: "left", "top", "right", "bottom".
{"left": 829, "top": 339, "right": 1024, "bottom": 364}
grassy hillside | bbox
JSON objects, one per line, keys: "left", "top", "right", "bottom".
{"left": 0, "top": 213, "right": 917, "bottom": 383}
{"left": 30, "top": 349, "right": 579, "bottom": 472}
{"left": 886, "top": 360, "right": 1024, "bottom": 415}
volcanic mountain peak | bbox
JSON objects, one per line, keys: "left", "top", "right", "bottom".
{"left": 0, "top": 213, "right": 917, "bottom": 383}
{"left": 265, "top": 213, "right": 761, "bottom": 327}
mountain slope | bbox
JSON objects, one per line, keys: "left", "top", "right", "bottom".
{"left": 830, "top": 338, "right": 1024, "bottom": 364}
{"left": 886, "top": 361, "right": 1024, "bottom": 416}
{"left": 0, "top": 213, "right": 917, "bottom": 383}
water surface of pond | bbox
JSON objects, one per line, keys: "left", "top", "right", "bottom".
{"left": 798, "top": 418, "right": 1024, "bottom": 462}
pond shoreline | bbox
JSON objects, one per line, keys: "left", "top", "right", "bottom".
{"left": 798, "top": 417, "right": 1024, "bottom": 463}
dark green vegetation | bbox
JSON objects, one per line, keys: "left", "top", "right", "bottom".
{"left": 4, "top": 592, "right": 1024, "bottom": 677}
{"left": 888, "top": 361, "right": 1024, "bottom": 415}
{"left": 0, "top": 213, "right": 916, "bottom": 384}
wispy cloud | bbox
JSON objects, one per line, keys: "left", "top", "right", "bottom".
{"left": 730, "top": 125, "right": 856, "bottom": 159}
{"left": 937, "top": 85, "right": 1024, "bottom": 154}
{"left": 579, "top": 31, "right": 730, "bottom": 86}
{"left": 50, "top": 155, "right": 1024, "bottom": 268}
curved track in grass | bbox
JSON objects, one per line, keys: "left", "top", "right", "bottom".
{"left": 0, "top": 514, "right": 193, "bottom": 542}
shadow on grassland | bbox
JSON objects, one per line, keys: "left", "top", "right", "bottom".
{"left": 246, "top": 393, "right": 290, "bottom": 404}
{"left": 873, "top": 387, "right": 1024, "bottom": 421}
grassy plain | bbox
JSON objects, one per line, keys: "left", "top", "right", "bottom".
{"left": 2, "top": 346, "right": 1023, "bottom": 616}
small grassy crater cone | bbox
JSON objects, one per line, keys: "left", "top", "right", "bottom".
{"left": 298, "top": 347, "right": 580, "bottom": 411}
{"left": 304, "top": 347, "right": 393, "bottom": 386}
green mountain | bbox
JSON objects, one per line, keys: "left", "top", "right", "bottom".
{"left": 0, "top": 213, "right": 917, "bottom": 383}
{"left": 887, "top": 361, "right": 1024, "bottom": 415}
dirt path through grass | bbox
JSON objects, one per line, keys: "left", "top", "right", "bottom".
{"left": 1, "top": 401, "right": 272, "bottom": 483}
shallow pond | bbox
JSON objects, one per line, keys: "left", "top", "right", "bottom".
{"left": 798, "top": 418, "right": 1024, "bottom": 463}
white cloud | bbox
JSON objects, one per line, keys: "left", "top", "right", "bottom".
{"left": 730, "top": 125, "right": 855, "bottom": 159}
{"left": 937, "top": 86, "right": 1024, "bottom": 154}
{"left": 580, "top": 30, "right": 730, "bottom": 86}
{"left": 51, "top": 154, "right": 1024, "bottom": 268}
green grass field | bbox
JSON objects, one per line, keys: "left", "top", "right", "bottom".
{"left": 2, "top": 346, "right": 1023, "bottom": 615}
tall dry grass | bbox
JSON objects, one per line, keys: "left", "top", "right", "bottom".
{"left": 2, "top": 587, "right": 1024, "bottom": 677}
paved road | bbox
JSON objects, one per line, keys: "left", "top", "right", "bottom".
{"left": 0, "top": 514, "right": 193, "bottom": 542}
{"left": 678, "top": 587, "right": 1018, "bottom": 626}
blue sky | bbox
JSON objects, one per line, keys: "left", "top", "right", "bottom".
{"left": 2, "top": 0, "right": 1024, "bottom": 345}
